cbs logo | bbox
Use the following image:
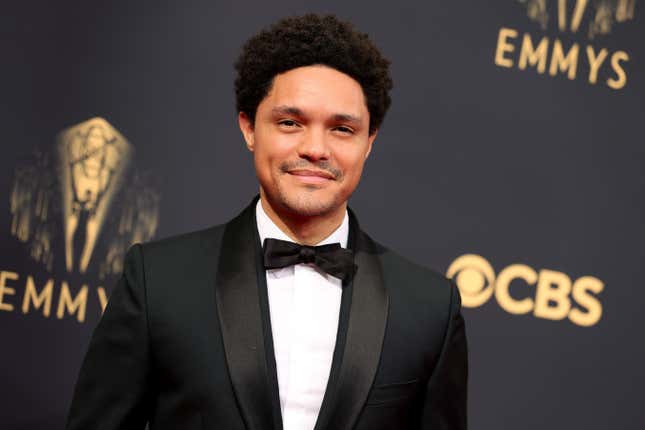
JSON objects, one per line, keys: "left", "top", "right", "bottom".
{"left": 447, "top": 254, "right": 604, "bottom": 327}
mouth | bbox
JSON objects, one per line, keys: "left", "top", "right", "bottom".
{"left": 287, "top": 169, "right": 335, "bottom": 184}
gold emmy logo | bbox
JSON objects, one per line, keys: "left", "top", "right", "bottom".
{"left": 493, "top": 0, "right": 637, "bottom": 89}
{"left": 3, "top": 118, "right": 160, "bottom": 323}
{"left": 519, "top": 0, "right": 636, "bottom": 38}
{"left": 58, "top": 118, "right": 132, "bottom": 273}
{"left": 447, "top": 254, "right": 604, "bottom": 327}
{"left": 9, "top": 117, "right": 160, "bottom": 278}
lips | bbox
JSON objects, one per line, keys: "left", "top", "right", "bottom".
{"left": 288, "top": 169, "right": 334, "bottom": 179}
{"left": 288, "top": 169, "right": 335, "bottom": 184}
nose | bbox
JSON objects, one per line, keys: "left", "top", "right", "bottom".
{"left": 297, "top": 128, "right": 331, "bottom": 162}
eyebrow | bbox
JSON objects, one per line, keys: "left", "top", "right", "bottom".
{"left": 271, "top": 105, "right": 362, "bottom": 125}
{"left": 271, "top": 106, "right": 304, "bottom": 117}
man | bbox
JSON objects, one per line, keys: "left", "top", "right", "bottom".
{"left": 66, "top": 14, "right": 467, "bottom": 430}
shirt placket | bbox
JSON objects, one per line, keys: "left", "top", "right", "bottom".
{"left": 283, "top": 263, "right": 321, "bottom": 430}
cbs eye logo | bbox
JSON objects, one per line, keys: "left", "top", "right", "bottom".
{"left": 447, "top": 254, "right": 604, "bottom": 327}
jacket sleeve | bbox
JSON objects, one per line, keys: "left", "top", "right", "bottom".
{"left": 66, "top": 244, "right": 152, "bottom": 430}
{"left": 421, "top": 280, "right": 468, "bottom": 429}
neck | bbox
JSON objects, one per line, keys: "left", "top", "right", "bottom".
{"left": 259, "top": 191, "right": 346, "bottom": 246}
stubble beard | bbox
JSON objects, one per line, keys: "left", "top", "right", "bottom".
{"left": 274, "top": 181, "right": 343, "bottom": 218}
{"left": 270, "top": 160, "right": 346, "bottom": 218}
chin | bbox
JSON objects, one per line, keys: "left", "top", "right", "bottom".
{"left": 277, "top": 189, "right": 343, "bottom": 218}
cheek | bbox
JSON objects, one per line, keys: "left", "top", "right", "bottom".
{"left": 252, "top": 148, "right": 274, "bottom": 185}
{"left": 253, "top": 140, "right": 293, "bottom": 184}
{"left": 337, "top": 152, "right": 367, "bottom": 184}
{"left": 255, "top": 131, "right": 293, "bottom": 164}
{"left": 252, "top": 137, "right": 276, "bottom": 166}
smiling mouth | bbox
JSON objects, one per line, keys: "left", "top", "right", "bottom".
{"left": 288, "top": 169, "right": 335, "bottom": 184}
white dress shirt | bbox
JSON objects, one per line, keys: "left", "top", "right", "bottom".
{"left": 255, "top": 199, "right": 348, "bottom": 430}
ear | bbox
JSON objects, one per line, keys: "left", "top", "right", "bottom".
{"left": 364, "top": 129, "right": 378, "bottom": 160}
{"left": 238, "top": 111, "right": 255, "bottom": 152}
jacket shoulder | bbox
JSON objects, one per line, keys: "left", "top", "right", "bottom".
{"left": 136, "top": 224, "right": 226, "bottom": 266}
{"left": 370, "top": 236, "right": 450, "bottom": 287}
{"left": 366, "top": 234, "right": 455, "bottom": 306}
{"left": 367, "top": 236, "right": 460, "bottom": 337}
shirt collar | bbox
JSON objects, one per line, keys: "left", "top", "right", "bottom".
{"left": 256, "top": 198, "right": 349, "bottom": 249}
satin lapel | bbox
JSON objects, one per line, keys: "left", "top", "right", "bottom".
{"left": 214, "top": 198, "right": 278, "bottom": 430}
{"left": 315, "top": 210, "right": 390, "bottom": 430}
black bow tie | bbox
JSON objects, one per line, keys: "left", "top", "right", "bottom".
{"left": 262, "top": 238, "right": 356, "bottom": 282}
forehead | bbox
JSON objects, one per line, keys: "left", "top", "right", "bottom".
{"left": 261, "top": 65, "right": 368, "bottom": 117}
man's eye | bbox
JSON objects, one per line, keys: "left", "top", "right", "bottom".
{"left": 278, "top": 120, "right": 298, "bottom": 127}
{"left": 334, "top": 126, "right": 354, "bottom": 135}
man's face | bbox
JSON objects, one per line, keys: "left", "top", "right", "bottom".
{"left": 239, "top": 65, "right": 377, "bottom": 218}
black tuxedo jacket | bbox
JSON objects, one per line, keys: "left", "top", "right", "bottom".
{"left": 66, "top": 197, "right": 467, "bottom": 430}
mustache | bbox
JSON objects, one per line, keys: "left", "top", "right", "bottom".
{"left": 280, "top": 160, "right": 342, "bottom": 180}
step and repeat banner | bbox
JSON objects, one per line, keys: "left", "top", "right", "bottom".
{"left": 1, "top": 1, "right": 643, "bottom": 428}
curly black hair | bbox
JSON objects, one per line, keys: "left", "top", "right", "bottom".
{"left": 234, "top": 14, "right": 392, "bottom": 135}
